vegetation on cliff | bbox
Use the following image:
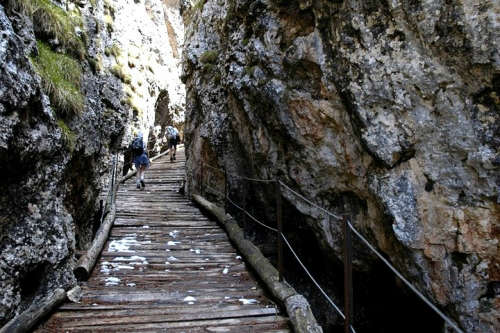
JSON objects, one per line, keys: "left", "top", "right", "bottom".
{"left": 10, "top": 0, "right": 86, "bottom": 59}
{"left": 30, "top": 41, "right": 84, "bottom": 116}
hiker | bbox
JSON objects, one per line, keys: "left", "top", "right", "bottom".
{"left": 166, "top": 126, "right": 179, "bottom": 162}
{"left": 130, "top": 132, "right": 150, "bottom": 189}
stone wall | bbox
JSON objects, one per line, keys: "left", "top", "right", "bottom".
{"left": 182, "top": 0, "right": 499, "bottom": 331}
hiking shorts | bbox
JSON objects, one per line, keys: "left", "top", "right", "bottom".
{"left": 134, "top": 152, "right": 150, "bottom": 168}
{"left": 168, "top": 137, "right": 177, "bottom": 150}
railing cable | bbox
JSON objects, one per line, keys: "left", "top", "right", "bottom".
{"left": 226, "top": 195, "right": 279, "bottom": 233}
{"left": 204, "top": 185, "right": 225, "bottom": 198}
{"left": 197, "top": 163, "right": 463, "bottom": 333}
{"left": 347, "top": 222, "right": 464, "bottom": 333}
{"left": 202, "top": 161, "right": 276, "bottom": 183}
{"left": 280, "top": 233, "right": 349, "bottom": 323}
{"left": 279, "top": 181, "right": 342, "bottom": 220}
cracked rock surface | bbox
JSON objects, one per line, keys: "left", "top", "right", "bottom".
{"left": 182, "top": 0, "right": 499, "bottom": 331}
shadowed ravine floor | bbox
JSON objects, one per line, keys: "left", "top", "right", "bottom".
{"left": 35, "top": 148, "right": 290, "bottom": 332}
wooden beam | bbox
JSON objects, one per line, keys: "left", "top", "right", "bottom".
{"left": 74, "top": 205, "right": 116, "bottom": 280}
{"left": 0, "top": 288, "right": 66, "bottom": 333}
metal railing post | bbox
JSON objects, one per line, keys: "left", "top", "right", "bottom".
{"left": 343, "top": 216, "right": 354, "bottom": 333}
{"left": 276, "top": 180, "right": 284, "bottom": 281}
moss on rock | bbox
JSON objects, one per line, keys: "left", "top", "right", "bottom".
{"left": 200, "top": 50, "right": 218, "bottom": 64}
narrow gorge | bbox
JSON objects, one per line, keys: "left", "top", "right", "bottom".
{"left": 0, "top": 0, "right": 498, "bottom": 332}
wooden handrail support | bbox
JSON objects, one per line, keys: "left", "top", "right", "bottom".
{"left": 192, "top": 194, "right": 323, "bottom": 333}
{"left": 0, "top": 288, "right": 66, "bottom": 333}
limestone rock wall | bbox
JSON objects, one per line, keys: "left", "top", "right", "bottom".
{"left": 103, "top": 0, "right": 185, "bottom": 148}
{"left": 0, "top": 0, "right": 184, "bottom": 324}
{"left": 182, "top": 0, "right": 499, "bottom": 331}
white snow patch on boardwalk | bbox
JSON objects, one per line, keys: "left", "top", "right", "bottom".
{"left": 238, "top": 298, "right": 258, "bottom": 305}
{"left": 105, "top": 277, "right": 120, "bottom": 286}
{"left": 116, "top": 265, "right": 134, "bottom": 269}
{"left": 108, "top": 237, "right": 140, "bottom": 252}
{"left": 183, "top": 296, "right": 196, "bottom": 305}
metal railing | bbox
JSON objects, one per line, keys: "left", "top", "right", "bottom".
{"left": 196, "top": 161, "right": 464, "bottom": 333}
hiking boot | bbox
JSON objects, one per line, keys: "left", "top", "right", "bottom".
{"left": 173, "top": 154, "right": 176, "bottom": 161}
{"left": 140, "top": 180, "right": 145, "bottom": 188}
{"left": 170, "top": 156, "right": 174, "bottom": 162}
{"left": 136, "top": 183, "right": 140, "bottom": 189}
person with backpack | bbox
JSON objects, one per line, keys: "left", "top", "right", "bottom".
{"left": 130, "top": 132, "right": 150, "bottom": 189}
{"left": 166, "top": 126, "right": 179, "bottom": 162}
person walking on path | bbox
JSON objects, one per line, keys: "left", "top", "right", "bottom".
{"left": 130, "top": 132, "right": 150, "bottom": 189}
{"left": 166, "top": 126, "right": 180, "bottom": 162}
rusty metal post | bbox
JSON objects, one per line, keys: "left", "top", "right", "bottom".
{"left": 276, "top": 180, "right": 284, "bottom": 281}
{"left": 343, "top": 216, "right": 353, "bottom": 333}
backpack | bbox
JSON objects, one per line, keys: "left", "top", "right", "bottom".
{"left": 131, "top": 138, "right": 143, "bottom": 154}
{"left": 166, "top": 126, "right": 177, "bottom": 140}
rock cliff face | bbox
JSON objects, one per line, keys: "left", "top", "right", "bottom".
{"left": 182, "top": 0, "right": 499, "bottom": 331}
{"left": 0, "top": 0, "right": 183, "bottom": 324}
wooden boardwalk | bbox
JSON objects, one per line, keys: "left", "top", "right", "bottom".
{"left": 36, "top": 147, "right": 290, "bottom": 332}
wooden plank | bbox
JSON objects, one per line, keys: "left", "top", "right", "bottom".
{"left": 61, "top": 315, "right": 290, "bottom": 331}
{"left": 57, "top": 308, "right": 278, "bottom": 326}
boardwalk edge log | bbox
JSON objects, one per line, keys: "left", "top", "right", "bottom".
{"left": 0, "top": 288, "right": 66, "bottom": 333}
{"left": 192, "top": 194, "right": 323, "bottom": 333}
{"left": 74, "top": 204, "right": 117, "bottom": 280}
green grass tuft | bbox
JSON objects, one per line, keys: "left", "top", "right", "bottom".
{"left": 199, "top": 50, "right": 218, "bottom": 64}
{"left": 57, "top": 119, "right": 77, "bottom": 152}
{"left": 111, "top": 64, "right": 132, "bottom": 84}
{"left": 12, "top": 0, "right": 86, "bottom": 59}
{"left": 31, "top": 40, "right": 84, "bottom": 117}
{"left": 104, "top": 43, "right": 121, "bottom": 58}
{"left": 193, "top": 0, "right": 207, "bottom": 11}
{"left": 88, "top": 55, "right": 103, "bottom": 74}
{"left": 121, "top": 96, "right": 142, "bottom": 118}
